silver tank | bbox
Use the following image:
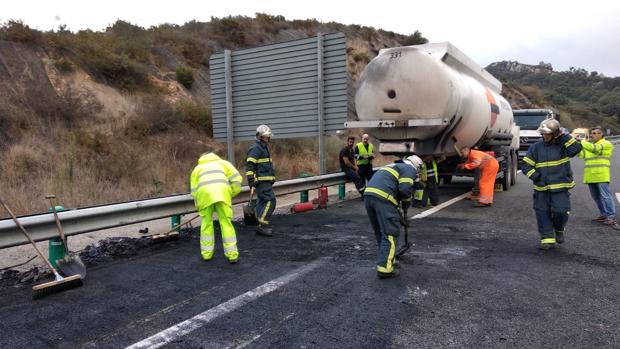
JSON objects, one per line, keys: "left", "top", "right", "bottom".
{"left": 354, "top": 42, "right": 515, "bottom": 155}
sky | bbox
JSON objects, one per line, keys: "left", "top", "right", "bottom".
{"left": 2, "top": 0, "right": 620, "bottom": 77}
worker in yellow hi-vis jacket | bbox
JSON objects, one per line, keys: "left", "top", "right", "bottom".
{"left": 190, "top": 152, "right": 242, "bottom": 263}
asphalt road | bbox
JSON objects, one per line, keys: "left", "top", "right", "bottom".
{"left": 1, "top": 153, "right": 619, "bottom": 348}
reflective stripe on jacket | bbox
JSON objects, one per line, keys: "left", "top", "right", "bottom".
{"left": 579, "top": 138, "right": 613, "bottom": 183}
{"left": 521, "top": 134, "right": 582, "bottom": 192}
{"left": 355, "top": 142, "right": 374, "bottom": 165}
{"left": 245, "top": 140, "right": 276, "bottom": 183}
{"left": 190, "top": 153, "right": 242, "bottom": 210}
{"left": 364, "top": 162, "right": 416, "bottom": 206}
{"left": 422, "top": 159, "right": 439, "bottom": 183}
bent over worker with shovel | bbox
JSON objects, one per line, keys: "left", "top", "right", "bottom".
{"left": 364, "top": 155, "right": 422, "bottom": 279}
{"left": 190, "top": 152, "right": 242, "bottom": 263}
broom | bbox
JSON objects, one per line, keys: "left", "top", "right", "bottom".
{"left": 151, "top": 214, "right": 200, "bottom": 243}
{"left": 0, "top": 198, "right": 83, "bottom": 299}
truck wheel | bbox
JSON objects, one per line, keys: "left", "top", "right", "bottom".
{"left": 502, "top": 159, "right": 511, "bottom": 191}
{"left": 510, "top": 152, "right": 517, "bottom": 186}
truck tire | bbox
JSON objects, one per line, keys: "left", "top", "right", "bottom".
{"left": 510, "top": 152, "right": 518, "bottom": 186}
{"left": 502, "top": 157, "right": 511, "bottom": 191}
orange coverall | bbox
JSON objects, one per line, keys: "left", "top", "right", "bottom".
{"left": 463, "top": 150, "right": 499, "bottom": 205}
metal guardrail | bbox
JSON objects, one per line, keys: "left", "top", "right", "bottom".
{"left": 0, "top": 172, "right": 350, "bottom": 249}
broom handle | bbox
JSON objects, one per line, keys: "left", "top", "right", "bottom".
{"left": 0, "top": 198, "right": 59, "bottom": 274}
{"left": 47, "top": 197, "right": 69, "bottom": 253}
{"left": 160, "top": 214, "right": 200, "bottom": 236}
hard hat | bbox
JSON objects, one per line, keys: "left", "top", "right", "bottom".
{"left": 256, "top": 124, "right": 273, "bottom": 138}
{"left": 537, "top": 119, "right": 561, "bottom": 135}
{"left": 405, "top": 155, "right": 423, "bottom": 172}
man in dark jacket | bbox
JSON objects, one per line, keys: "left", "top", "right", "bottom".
{"left": 340, "top": 136, "right": 366, "bottom": 196}
{"left": 246, "top": 125, "right": 276, "bottom": 237}
{"left": 364, "top": 155, "right": 422, "bottom": 278}
{"left": 521, "top": 119, "right": 582, "bottom": 250}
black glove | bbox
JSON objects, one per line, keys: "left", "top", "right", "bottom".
{"left": 247, "top": 178, "right": 255, "bottom": 188}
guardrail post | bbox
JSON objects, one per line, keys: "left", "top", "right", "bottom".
{"left": 171, "top": 215, "right": 181, "bottom": 231}
{"left": 299, "top": 172, "right": 312, "bottom": 202}
{"left": 338, "top": 184, "right": 346, "bottom": 200}
{"left": 48, "top": 205, "right": 66, "bottom": 268}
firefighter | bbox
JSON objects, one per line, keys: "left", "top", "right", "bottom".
{"left": 457, "top": 147, "right": 499, "bottom": 207}
{"left": 190, "top": 152, "right": 242, "bottom": 263}
{"left": 246, "top": 125, "right": 277, "bottom": 237}
{"left": 521, "top": 119, "right": 582, "bottom": 250}
{"left": 578, "top": 126, "right": 619, "bottom": 227}
{"left": 355, "top": 134, "right": 375, "bottom": 184}
{"left": 364, "top": 155, "right": 422, "bottom": 278}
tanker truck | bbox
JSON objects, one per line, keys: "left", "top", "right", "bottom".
{"left": 345, "top": 42, "right": 519, "bottom": 189}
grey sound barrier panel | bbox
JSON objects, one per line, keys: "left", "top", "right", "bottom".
{"left": 210, "top": 32, "right": 348, "bottom": 141}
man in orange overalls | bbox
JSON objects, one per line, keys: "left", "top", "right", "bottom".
{"left": 458, "top": 147, "right": 499, "bottom": 207}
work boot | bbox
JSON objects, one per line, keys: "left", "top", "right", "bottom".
{"left": 592, "top": 215, "right": 607, "bottom": 222}
{"left": 555, "top": 231, "right": 565, "bottom": 244}
{"left": 256, "top": 224, "right": 273, "bottom": 237}
{"left": 603, "top": 218, "right": 617, "bottom": 226}
{"left": 472, "top": 202, "right": 491, "bottom": 207}
{"left": 228, "top": 257, "right": 239, "bottom": 264}
{"left": 538, "top": 242, "right": 556, "bottom": 251}
{"left": 377, "top": 269, "right": 399, "bottom": 279}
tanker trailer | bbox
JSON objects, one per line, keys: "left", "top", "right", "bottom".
{"left": 345, "top": 42, "right": 519, "bottom": 189}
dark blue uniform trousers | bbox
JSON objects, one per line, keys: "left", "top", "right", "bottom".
{"left": 364, "top": 195, "right": 400, "bottom": 274}
{"left": 256, "top": 182, "right": 276, "bottom": 225}
{"left": 533, "top": 190, "right": 570, "bottom": 243}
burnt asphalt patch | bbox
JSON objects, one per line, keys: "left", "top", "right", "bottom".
{"left": 0, "top": 158, "right": 619, "bottom": 348}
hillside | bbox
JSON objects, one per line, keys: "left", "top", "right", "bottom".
{"left": 0, "top": 15, "right": 427, "bottom": 215}
{"left": 487, "top": 61, "right": 620, "bottom": 132}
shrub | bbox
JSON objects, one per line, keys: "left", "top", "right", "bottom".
{"left": 175, "top": 66, "right": 195, "bottom": 89}
{"left": 0, "top": 20, "right": 44, "bottom": 44}
{"left": 353, "top": 52, "right": 370, "bottom": 64}
{"left": 400, "top": 31, "right": 428, "bottom": 46}
{"left": 54, "top": 58, "right": 74, "bottom": 73}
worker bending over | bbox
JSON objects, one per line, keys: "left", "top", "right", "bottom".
{"left": 521, "top": 119, "right": 582, "bottom": 250}
{"left": 190, "top": 152, "right": 242, "bottom": 263}
{"left": 246, "top": 125, "right": 277, "bottom": 237}
{"left": 458, "top": 147, "right": 499, "bottom": 207}
{"left": 364, "top": 155, "right": 422, "bottom": 278}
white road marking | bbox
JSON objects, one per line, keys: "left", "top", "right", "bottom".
{"left": 616, "top": 193, "right": 620, "bottom": 204}
{"left": 410, "top": 169, "right": 523, "bottom": 220}
{"left": 410, "top": 192, "right": 471, "bottom": 220}
{"left": 126, "top": 259, "right": 326, "bottom": 349}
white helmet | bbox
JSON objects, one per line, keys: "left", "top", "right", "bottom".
{"left": 256, "top": 124, "right": 273, "bottom": 138}
{"left": 537, "top": 119, "right": 561, "bottom": 135}
{"left": 405, "top": 155, "right": 423, "bottom": 172}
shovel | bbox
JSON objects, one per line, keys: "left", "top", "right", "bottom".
{"left": 396, "top": 208, "right": 413, "bottom": 258}
{"left": 45, "top": 195, "right": 87, "bottom": 278}
{"left": 243, "top": 188, "right": 259, "bottom": 226}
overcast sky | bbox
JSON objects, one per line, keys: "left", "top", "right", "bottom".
{"left": 3, "top": 0, "right": 620, "bottom": 77}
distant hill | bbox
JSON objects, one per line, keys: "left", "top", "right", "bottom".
{"left": 487, "top": 61, "right": 620, "bottom": 132}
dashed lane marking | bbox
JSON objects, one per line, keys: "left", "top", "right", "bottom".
{"left": 616, "top": 193, "right": 620, "bottom": 204}
{"left": 126, "top": 259, "right": 327, "bottom": 349}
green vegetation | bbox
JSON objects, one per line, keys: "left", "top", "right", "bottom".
{"left": 488, "top": 62, "right": 620, "bottom": 131}
{"left": 175, "top": 66, "right": 195, "bottom": 89}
